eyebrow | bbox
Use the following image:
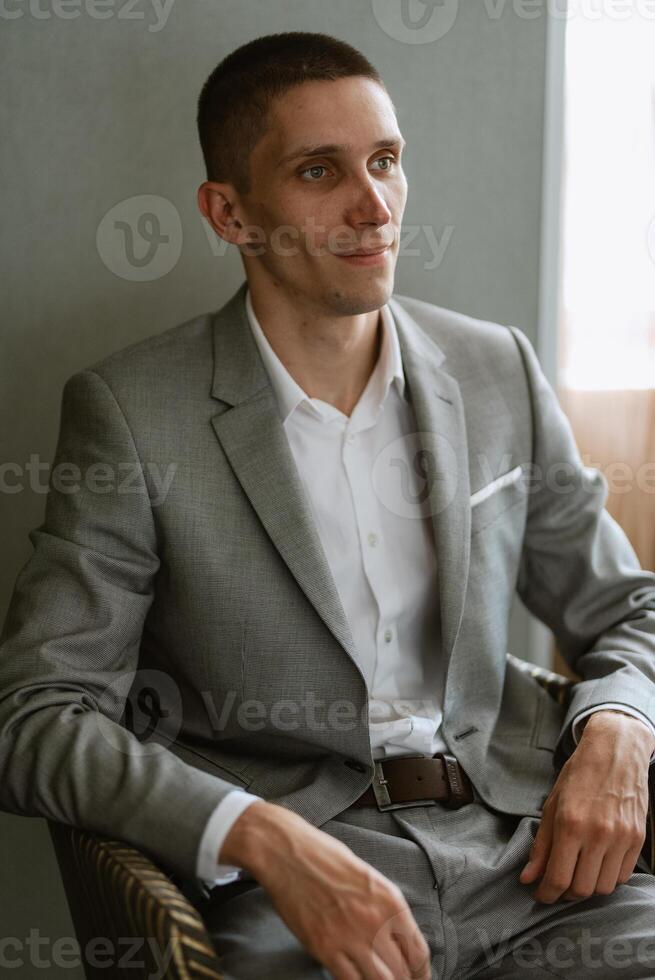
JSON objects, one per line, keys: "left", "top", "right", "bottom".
{"left": 277, "top": 136, "right": 406, "bottom": 168}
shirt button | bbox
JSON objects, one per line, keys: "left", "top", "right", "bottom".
{"left": 346, "top": 433, "right": 355, "bottom": 444}
{"left": 367, "top": 532, "right": 378, "bottom": 547}
{"left": 384, "top": 629, "right": 393, "bottom": 643}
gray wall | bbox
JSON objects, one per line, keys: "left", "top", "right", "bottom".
{"left": 1, "top": 2, "right": 559, "bottom": 974}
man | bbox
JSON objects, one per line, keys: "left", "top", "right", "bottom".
{"left": 2, "top": 30, "right": 655, "bottom": 980}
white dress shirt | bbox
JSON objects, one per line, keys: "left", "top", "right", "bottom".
{"left": 195, "top": 289, "right": 655, "bottom": 888}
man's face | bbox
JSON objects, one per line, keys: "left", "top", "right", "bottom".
{"left": 236, "top": 76, "right": 408, "bottom": 316}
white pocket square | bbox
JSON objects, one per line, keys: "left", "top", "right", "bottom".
{"left": 470, "top": 465, "right": 523, "bottom": 508}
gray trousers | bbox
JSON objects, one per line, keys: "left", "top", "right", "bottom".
{"left": 181, "top": 788, "right": 655, "bottom": 979}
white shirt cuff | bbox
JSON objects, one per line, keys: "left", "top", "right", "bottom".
{"left": 572, "top": 703, "right": 655, "bottom": 763}
{"left": 196, "top": 789, "right": 263, "bottom": 886}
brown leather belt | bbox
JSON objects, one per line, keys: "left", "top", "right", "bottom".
{"left": 350, "top": 753, "right": 475, "bottom": 810}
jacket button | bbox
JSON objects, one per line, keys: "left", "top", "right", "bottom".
{"left": 344, "top": 759, "right": 367, "bottom": 772}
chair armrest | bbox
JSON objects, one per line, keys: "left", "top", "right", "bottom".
{"left": 506, "top": 652, "right": 655, "bottom": 874}
{"left": 47, "top": 819, "right": 224, "bottom": 979}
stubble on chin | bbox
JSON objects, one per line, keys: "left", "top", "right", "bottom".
{"left": 323, "top": 280, "right": 394, "bottom": 318}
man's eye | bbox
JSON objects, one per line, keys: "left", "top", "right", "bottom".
{"left": 299, "top": 165, "right": 329, "bottom": 181}
{"left": 374, "top": 156, "right": 397, "bottom": 172}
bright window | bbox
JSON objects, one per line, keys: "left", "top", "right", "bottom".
{"left": 559, "top": 3, "right": 655, "bottom": 390}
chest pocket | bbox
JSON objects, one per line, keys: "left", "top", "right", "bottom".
{"left": 470, "top": 465, "right": 526, "bottom": 536}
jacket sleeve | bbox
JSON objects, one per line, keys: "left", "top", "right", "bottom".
{"left": 0, "top": 369, "right": 246, "bottom": 881}
{"left": 508, "top": 327, "right": 655, "bottom": 770}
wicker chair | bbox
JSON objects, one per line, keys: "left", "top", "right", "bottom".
{"left": 47, "top": 821, "right": 225, "bottom": 979}
{"left": 47, "top": 657, "right": 655, "bottom": 980}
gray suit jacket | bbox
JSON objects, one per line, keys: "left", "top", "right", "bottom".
{"left": 1, "top": 281, "right": 655, "bottom": 883}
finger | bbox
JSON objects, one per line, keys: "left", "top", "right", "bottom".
{"left": 406, "top": 932, "right": 431, "bottom": 980}
{"left": 618, "top": 840, "right": 645, "bottom": 883}
{"left": 376, "top": 938, "right": 412, "bottom": 980}
{"left": 595, "top": 844, "right": 632, "bottom": 895}
{"left": 387, "top": 907, "right": 431, "bottom": 979}
{"left": 368, "top": 913, "right": 414, "bottom": 980}
{"left": 561, "top": 841, "right": 607, "bottom": 901}
{"left": 532, "top": 822, "right": 582, "bottom": 903}
{"left": 327, "top": 950, "right": 362, "bottom": 980}
{"left": 390, "top": 920, "right": 431, "bottom": 979}
{"left": 354, "top": 945, "right": 397, "bottom": 980}
{"left": 410, "top": 947, "right": 432, "bottom": 980}
{"left": 520, "top": 812, "right": 553, "bottom": 885}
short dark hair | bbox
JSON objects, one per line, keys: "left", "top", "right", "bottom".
{"left": 196, "top": 32, "right": 385, "bottom": 194}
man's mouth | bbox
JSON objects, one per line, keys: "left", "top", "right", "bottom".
{"left": 340, "top": 244, "right": 390, "bottom": 256}
{"left": 334, "top": 243, "right": 392, "bottom": 264}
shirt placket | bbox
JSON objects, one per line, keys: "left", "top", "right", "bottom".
{"left": 341, "top": 415, "right": 397, "bottom": 700}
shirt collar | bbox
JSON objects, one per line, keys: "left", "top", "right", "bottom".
{"left": 244, "top": 287, "right": 406, "bottom": 425}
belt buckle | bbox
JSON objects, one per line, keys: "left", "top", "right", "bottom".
{"left": 371, "top": 758, "right": 437, "bottom": 812}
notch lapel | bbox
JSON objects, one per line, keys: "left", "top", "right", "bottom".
{"left": 388, "top": 297, "right": 472, "bottom": 673}
{"left": 208, "top": 283, "right": 361, "bottom": 670}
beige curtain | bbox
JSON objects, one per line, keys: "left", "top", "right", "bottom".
{"left": 559, "top": 387, "right": 655, "bottom": 572}
{"left": 552, "top": 388, "right": 655, "bottom": 678}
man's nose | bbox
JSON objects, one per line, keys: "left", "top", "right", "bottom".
{"left": 345, "top": 175, "right": 393, "bottom": 226}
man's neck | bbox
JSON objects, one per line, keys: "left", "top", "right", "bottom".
{"left": 247, "top": 288, "right": 383, "bottom": 418}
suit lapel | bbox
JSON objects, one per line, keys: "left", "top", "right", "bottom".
{"left": 209, "top": 283, "right": 360, "bottom": 668}
{"left": 389, "top": 297, "right": 471, "bottom": 672}
{"left": 208, "top": 283, "right": 471, "bottom": 680}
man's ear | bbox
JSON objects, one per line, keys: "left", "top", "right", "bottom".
{"left": 197, "top": 181, "right": 245, "bottom": 245}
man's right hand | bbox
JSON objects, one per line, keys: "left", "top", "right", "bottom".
{"left": 219, "top": 799, "right": 432, "bottom": 980}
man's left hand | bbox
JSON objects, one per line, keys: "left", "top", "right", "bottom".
{"left": 519, "top": 709, "right": 655, "bottom": 903}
